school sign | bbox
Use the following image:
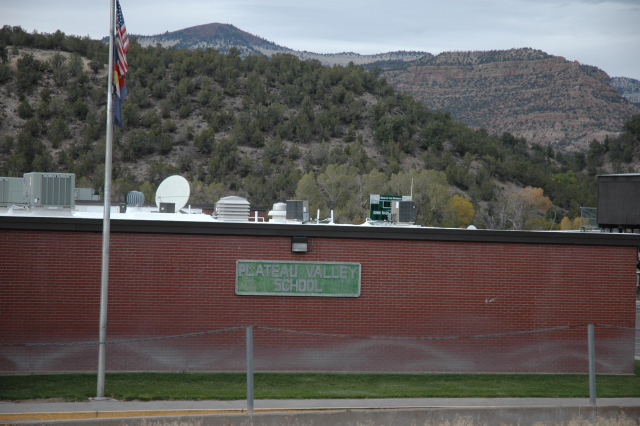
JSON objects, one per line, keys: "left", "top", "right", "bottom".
{"left": 236, "top": 260, "right": 361, "bottom": 297}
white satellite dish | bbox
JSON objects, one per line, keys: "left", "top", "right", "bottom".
{"left": 155, "top": 175, "right": 190, "bottom": 211}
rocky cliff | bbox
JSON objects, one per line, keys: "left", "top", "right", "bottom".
{"left": 374, "top": 48, "right": 640, "bottom": 151}
{"left": 611, "top": 77, "right": 640, "bottom": 107}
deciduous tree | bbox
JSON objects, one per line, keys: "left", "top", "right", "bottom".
{"left": 443, "top": 195, "right": 474, "bottom": 228}
{"left": 506, "top": 187, "right": 551, "bottom": 230}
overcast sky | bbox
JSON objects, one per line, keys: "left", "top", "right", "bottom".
{"left": 3, "top": 0, "right": 640, "bottom": 80}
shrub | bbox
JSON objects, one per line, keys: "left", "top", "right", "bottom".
{"left": 163, "top": 119, "right": 177, "bottom": 133}
{"left": 16, "top": 53, "right": 43, "bottom": 93}
{"left": 157, "top": 133, "right": 172, "bottom": 155}
{"left": 36, "top": 101, "right": 51, "bottom": 120}
{"left": 159, "top": 99, "right": 172, "bottom": 118}
{"left": 142, "top": 109, "right": 161, "bottom": 128}
{"left": 17, "top": 98, "right": 34, "bottom": 119}
{"left": 0, "top": 135, "right": 14, "bottom": 154}
{"left": 0, "top": 63, "right": 13, "bottom": 84}
{"left": 72, "top": 98, "right": 88, "bottom": 120}
{"left": 49, "top": 117, "right": 71, "bottom": 149}
{"left": 178, "top": 104, "right": 190, "bottom": 119}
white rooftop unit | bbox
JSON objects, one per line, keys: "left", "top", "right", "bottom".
{"left": 75, "top": 187, "right": 100, "bottom": 201}
{"left": 23, "top": 172, "right": 75, "bottom": 208}
{"left": 0, "top": 177, "right": 24, "bottom": 207}
{"left": 215, "top": 196, "right": 250, "bottom": 222}
{"left": 267, "top": 202, "right": 287, "bottom": 223}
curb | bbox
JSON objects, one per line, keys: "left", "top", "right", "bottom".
{"left": 0, "top": 409, "right": 245, "bottom": 422}
{"left": 0, "top": 405, "right": 494, "bottom": 422}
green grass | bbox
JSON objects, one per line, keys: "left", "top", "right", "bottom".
{"left": 2, "top": 362, "right": 640, "bottom": 401}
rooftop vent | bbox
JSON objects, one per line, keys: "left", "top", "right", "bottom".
{"left": 125, "top": 191, "right": 145, "bottom": 207}
{"left": 268, "top": 202, "right": 287, "bottom": 223}
{"left": 216, "top": 196, "right": 250, "bottom": 222}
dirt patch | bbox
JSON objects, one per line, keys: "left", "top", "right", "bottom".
{"left": 6, "top": 397, "right": 68, "bottom": 403}
{"left": 7, "top": 46, "right": 104, "bottom": 78}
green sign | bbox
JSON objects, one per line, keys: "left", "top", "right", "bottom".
{"left": 369, "top": 194, "right": 412, "bottom": 221}
{"left": 236, "top": 260, "right": 361, "bottom": 297}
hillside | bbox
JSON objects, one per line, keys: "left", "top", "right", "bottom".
{"left": 373, "top": 48, "right": 640, "bottom": 151}
{"left": 133, "top": 23, "right": 284, "bottom": 57}
{"left": 611, "top": 77, "right": 640, "bottom": 107}
{"left": 1, "top": 27, "right": 640, "bottom": 231}
{"left": 133, "top": 25, "right": 638, "bottom": 150}
{"left": 134, "top": 23, "right": 430, "bottom": 66}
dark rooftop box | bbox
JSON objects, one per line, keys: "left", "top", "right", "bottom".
{"left": 598, "top": 174, "right": 640, "bottom": 229}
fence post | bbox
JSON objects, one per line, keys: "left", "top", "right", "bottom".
{"left": 588, "top": 324, "right": 596, "bottom": 405}
{"left": 246, "top": 326, "right": 254, "bottom": 414}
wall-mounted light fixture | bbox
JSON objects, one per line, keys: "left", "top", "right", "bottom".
{"left": 291, "top": 236, "right": 308, "bottom": 253}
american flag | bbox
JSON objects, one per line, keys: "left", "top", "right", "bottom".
{"left": 115, "top": 0, "right": 129, "bottom": 80}
{"left": 113, "top": 0, "right": 129, "bottom": 128}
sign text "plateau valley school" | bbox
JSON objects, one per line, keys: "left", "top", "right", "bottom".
{"left": 235, "top": 260, "right": 361, "bottom": 297}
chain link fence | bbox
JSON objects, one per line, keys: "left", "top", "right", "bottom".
{"left": 1, "top": 323, "right": 636, "bottom": 375}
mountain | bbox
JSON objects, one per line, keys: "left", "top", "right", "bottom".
{"left": 371, "top": 48, "right": 640, "bottom": 151}
{"left": 611, "top": 77, "right": 640, "bottom": 107}
{"left": 134, "top": 23, "right": 430, "bottom": 66}
{"left": 133, "top": 23, "right": 284, "bottom": 57}
{"left": 132, "top": 25, "right": 638, "bottom": 150}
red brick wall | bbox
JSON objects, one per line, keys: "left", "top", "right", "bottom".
{"left": 0, "top": 229, "right": 635, "bottom": 373}
{"left": 248, "top": 209, "right": 268, "bottom": 222}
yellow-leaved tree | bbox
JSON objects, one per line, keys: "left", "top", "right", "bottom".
{"left": 443, "top": 195, "right": 474, "bottom": 228}
{"left": 560, "top": 216, "right": 582, "bottom": 230}
{"left": 486, "top": 186, "right": 552, "bottom": 230}
{"left": 507, "top": 187, "right": 551, "bottom": 230}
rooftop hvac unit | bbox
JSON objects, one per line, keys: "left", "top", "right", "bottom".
{"left": 23, "top": 172, "right": 75, "bottom": 208}
{"left": 286, "top": 200, "right": 309, "bottom": 221}
{"left": 0, "top": 177, "right": 24, "bottom": 207}
{"left": 75, "top": 187, "right": 101, "bottom": 201}
{"left": 391, "top": 200, "right": 416, "bottom": 224}
{"left": 216, "top": 196, "right": 250, "bottom": 222}
{"left": 597, "top": 174, "right": 640, "bottom": 229}
{"left": 74, "top": 188, "right": 100, "bottom": 201}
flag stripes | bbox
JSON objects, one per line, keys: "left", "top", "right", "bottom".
{"left": 113, "top": 0, "right": 129, "bottom": 128}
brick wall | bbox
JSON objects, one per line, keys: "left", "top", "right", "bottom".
{"left": 0, "top": 228, "right": 635, "bottom": 374}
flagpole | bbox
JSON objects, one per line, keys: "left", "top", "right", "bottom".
{"left": 96, "top": 0, "right": 116, "bottom": 400}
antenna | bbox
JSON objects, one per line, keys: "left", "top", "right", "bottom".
{"left": 155, "top": 175, "right": 190, "bottom": 212}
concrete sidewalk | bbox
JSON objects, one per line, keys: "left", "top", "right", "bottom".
{"left": 1, "top": 398, "right": 640, "bottom": 423}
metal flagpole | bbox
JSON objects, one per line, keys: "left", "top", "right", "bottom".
{"left": 96, "top": 0, "right": 116, "bottom": 400}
